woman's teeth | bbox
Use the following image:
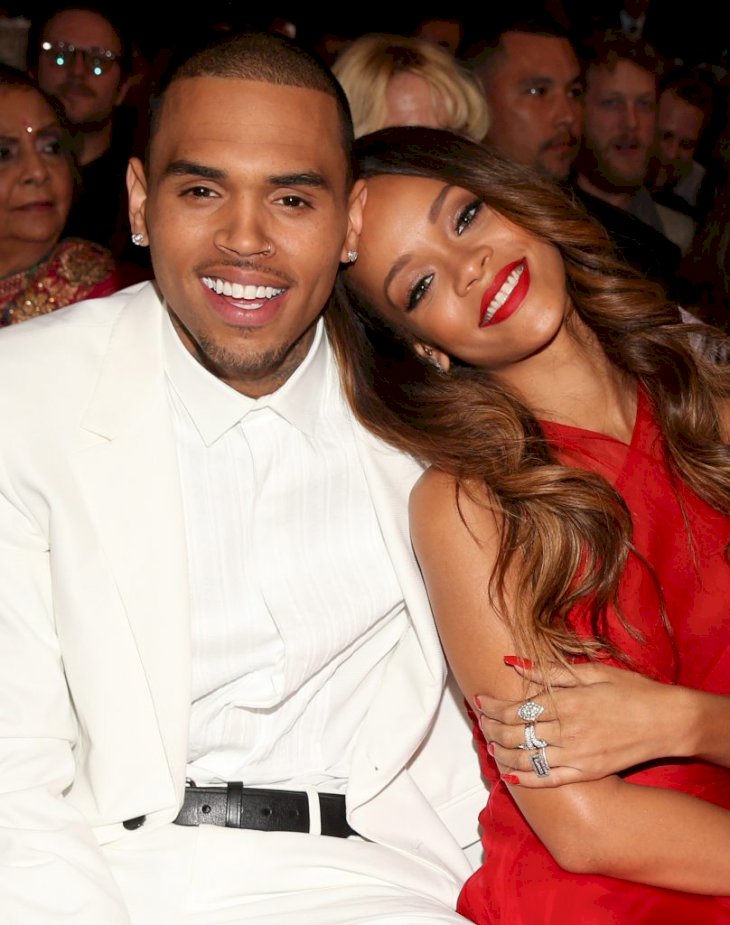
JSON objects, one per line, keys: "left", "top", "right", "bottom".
{"left": 483, "top": 263, "right": 524, "bottom": 324}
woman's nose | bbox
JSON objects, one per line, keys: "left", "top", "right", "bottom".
{"left": 456, "top": 244, "right": 492, "bottom": 295}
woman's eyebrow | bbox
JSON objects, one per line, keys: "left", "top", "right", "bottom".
{"left": 428, "top": 183, "right": 453, "bottom": 223}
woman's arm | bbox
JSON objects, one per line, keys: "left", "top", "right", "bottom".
{"left": 474, "top": 661, "right": 730, "bottom": 786}
{"left": 472, "top": 393, "right": 730, "bottom": 785}
{"left": 410, "top": 469, "right": 730, "bottom": 895}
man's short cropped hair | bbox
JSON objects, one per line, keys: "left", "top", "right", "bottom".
{"left": 580, "top": 28, "right": 661, "bottom": 82}
{"left": 464, "top": 14, "right": 573, "bottom": 83}
{"left": 659, "top": 65, "right": 714, "bottom": 123}
{"left": 148, "top": 31, "right": 356, "bottom": 185}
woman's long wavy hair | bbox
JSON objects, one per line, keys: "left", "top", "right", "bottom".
{"left": 328, "top": 127, "right": 730, "bottom": 673}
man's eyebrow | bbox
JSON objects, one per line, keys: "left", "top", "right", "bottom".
{"left": 161, "top": 164, "right": 330, "bottom": 190}
{"left": 518, "top": 75, "right": 554, "bottom": 87}
{"left": 164, "top": 160, "right": 226, "bottom": 181}
{"left": 269, "top": 171, "right": 329, "bottom": 190}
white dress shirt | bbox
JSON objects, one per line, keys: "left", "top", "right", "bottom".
{"left": 162, "top": 312, "right": 406, "bottom": 792}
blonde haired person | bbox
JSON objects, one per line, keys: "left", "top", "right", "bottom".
{"left": 332, "top": 33, "right": 488, "bottom": 142}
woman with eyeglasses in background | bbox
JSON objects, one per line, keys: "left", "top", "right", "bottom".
{"left": 0, "top": 66, "right": 128, "bottom": 326}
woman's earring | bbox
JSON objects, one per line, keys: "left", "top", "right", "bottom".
{"left": 347, "top": 250, "right": 358, "bottom": 263}
{"left": 131, "top": 232, "right": 146, "bottom": 246}
{"left": 422, "top": 346, "right": 445, "bottom": 373}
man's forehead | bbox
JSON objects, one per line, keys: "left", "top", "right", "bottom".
{"left": 589, "top": 60, "right": 655, "bottom": 90}
{"left": 659, "top": 92, "right": 704, "bottom": 125}
{"left": 159, "top": 76, "right": 340, "bottom": 130}
{"left": 502, "top": 32, "right": 578, "bottom": 65}
{"left": 43, "top": 9, "right": 121, "bottom": 49}
{"left": 501, "top": 32, "right": 578, "bottom": 71}
{"left": 150, "top": 77, "right": 347, "bottom": 179}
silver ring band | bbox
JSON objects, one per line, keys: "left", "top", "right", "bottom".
{"left": 530, "top": 748, "right": 551, "bottom": 778}
{"left": 523, "top": 723, "right": 548, "bottom": 750}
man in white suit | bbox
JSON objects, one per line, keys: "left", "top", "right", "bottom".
{"left": 0, "top": 32, "right": 484, "bottom": 924}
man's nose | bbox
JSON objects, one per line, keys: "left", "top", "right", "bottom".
{"left": 69, "top": 49, "right": 87, "bottom": 78}
{"left": 555, "top": 94, "right": 580, "bottom": 128}
{"left": 622, "top": 103, "right": 641, "bottom": 132}
{"left": 214, "top": 201, "right": 274, "bottom": 259}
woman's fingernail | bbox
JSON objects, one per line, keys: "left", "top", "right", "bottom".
{"left": 504, "top": 655, "right": 534, "bottom": 669}
{"left": 474, "top": 695, "right": 482, "bottom": 709}
{"left": 502, "top": 774, "right": 519, "bottom": 785}
{"left": 486, "top": 741, "right": 495, "bottom": 756}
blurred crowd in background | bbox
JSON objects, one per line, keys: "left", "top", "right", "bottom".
{"left": 0, "top": 1, "right": 728, "bottom": 331}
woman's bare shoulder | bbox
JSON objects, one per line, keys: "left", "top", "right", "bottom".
{"left": 410, "top": 467, "right": 498, "bottom": 547}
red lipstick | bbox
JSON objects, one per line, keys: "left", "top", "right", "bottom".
{"left": 479, "top": 259, "right": 529, "bottom": 327}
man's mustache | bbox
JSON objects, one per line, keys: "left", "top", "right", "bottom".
{"left": 541, "top": 131, "right": 579, "bottom": 152}
{"left": 58, "top": 80, "right": 95, "bottom": 97}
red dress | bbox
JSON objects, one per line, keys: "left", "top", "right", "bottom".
{"left": 457, "top": 389, "right": 730, "bottom": 924}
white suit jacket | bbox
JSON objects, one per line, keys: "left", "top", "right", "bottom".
{"left": 0, "top": 283, "right": 485, "bottom": 923}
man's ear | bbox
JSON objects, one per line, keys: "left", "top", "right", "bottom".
{"left": 413, "top": 342, "right": 451, "bottom": 374}
{"left": 127, "top": 157, "right": 149, "bottom": 244}
{"left": 340, "top": 179, "right": 367, "bottom": 263}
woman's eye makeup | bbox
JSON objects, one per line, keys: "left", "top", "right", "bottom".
{"left": 406, "top": 273, "right": 434, "bottom": 311}
{"left": 401, "top": 196, "right": 483, "bottom": 311}
{"left": 456, "top": 199, "right": 483, "bottom": 235}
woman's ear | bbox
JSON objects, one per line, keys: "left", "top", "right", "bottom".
{"left": 414, "top": 343, "right": 451, "bottom": 374}
{"left": 341, "top": 179, "right": 367, "bottom": 263}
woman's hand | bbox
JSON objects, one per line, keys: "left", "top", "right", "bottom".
{"left": 474, "top": 659, "right": 691, "bottom": 787}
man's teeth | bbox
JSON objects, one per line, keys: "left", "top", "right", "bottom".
{"left": 202, "top": 277, "right": 284, "bottom": 300}
{"left": 483, "top": 264, "right": 524, "bottom": 322}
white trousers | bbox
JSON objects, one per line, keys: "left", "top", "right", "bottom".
{"left": 104, "top": 823, "right": 472, "bottom": 924}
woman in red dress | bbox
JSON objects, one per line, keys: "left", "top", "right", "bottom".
{"left": 330, "top": 127, "right": 730, "bottom": 922}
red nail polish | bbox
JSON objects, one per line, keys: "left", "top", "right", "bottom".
{"left": 502, "top": 773, "right": 519, "bottom": 785}
{"left": 504, "top": 655, "right": 534, "bottom": 669}
{"left": 474, "top": 695, "right": 482, "bottom": 709}
{"left": 486, "top": 741, "right": 495, "bottom": 756}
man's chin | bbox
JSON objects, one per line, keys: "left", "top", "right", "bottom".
{"left": 537, "top": 152, "right": 576, "bottom": 182}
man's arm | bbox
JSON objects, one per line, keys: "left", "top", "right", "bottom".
{"left": 0, "top": 477, "right": 130, "bottom": 924}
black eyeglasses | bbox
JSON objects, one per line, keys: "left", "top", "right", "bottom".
{"left": 40, "top": 40, "right": 119, "bottom": 77}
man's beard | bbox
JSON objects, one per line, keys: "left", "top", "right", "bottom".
{"left": 577, "top": 138, "right": 648, "bottom": 194}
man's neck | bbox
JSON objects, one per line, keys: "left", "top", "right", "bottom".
{"left": 75, "top": 122, "right": 114, "bottom": 166}
{"left": 575, "top": 172, "right": 633, "bottom": 211}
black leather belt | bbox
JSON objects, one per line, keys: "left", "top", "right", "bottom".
{"left": 172, "top": 782, "right": 357, "bottom": 838}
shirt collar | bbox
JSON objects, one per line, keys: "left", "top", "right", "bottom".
{"left": 162, "top": 307, "right": 330, "bottom": 445}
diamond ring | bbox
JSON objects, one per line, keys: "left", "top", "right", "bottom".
{"left": 517, "top": 700, "right": 544, "bottom": 722}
